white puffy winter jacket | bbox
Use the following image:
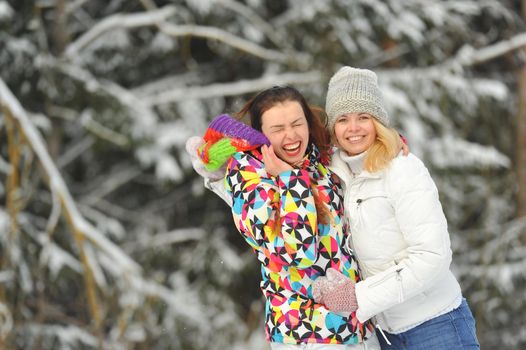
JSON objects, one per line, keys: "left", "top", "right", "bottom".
{"left": 329, "top": 150, "right": 462, "bottom": 334}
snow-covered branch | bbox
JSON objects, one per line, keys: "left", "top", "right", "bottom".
{"left": 37, "top": 56, "right": 157, "bottom": 139}
{"left": 456, "top": 32, "right": 526, "bottom": 67}
{"left": 125, "top": 228, "right": 205, "bottom": 252}
{"left": 64, "top": 4, "right": 293, "bottom": 65}
{"left": 0, "top": 154, "right": 12, "bottom": 174}
{"left": 57, "top": 136, "right": 94, "bottom": 168}
{"left": 131, "top": 71, "right": 202, "bottom": 98}
{"left": 80, "top": 165, "right": 143, "bottom": 207}
{"left": 144, "top": 71, "right": 323, "bottom": 106}
{"left": 1, "top": 78, "right": 214, "bottom": 343}
{"left": 45, "top": 186, "right": 61, "bottom": 236}
{"left": 138, "top": 0, "right": 158, "bottom": 11}
{"left": 217, "top": 0, "right": 286, "bottom": 48}
{"left": 158, "top": 23, "right": 288, "bottom": 63}
{"left": 65, "top": 0, "right": 90, "bottom": 15}
{"left": 81, "top": 199, "right": 150, "bottom": 225}
{"left": 381, "top": 32, "right": 526, "bottom": 79}
{"left": 0, "top": 78, "right": 141, "bottom": 275}
{"left": 80, "top": 110, "right": 130, "bottom": 147}
{"left": 64, "top": 5, "right": 177, "bottom": 59}
{"left": 0, "top": 302, "right": 13, "bottom": 338}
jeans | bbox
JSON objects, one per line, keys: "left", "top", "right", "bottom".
{"left": 377, "top": 299, "right": 480, "bottom": 350}
{"left": 270, "top": 334, "right": 381, "bottom": 350}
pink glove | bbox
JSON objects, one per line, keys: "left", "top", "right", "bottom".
{"left": 312, "top": 268, "right": 358, "bottom": 313}
{"left": 185, "top": 136, "right": 226, "bottom": 181}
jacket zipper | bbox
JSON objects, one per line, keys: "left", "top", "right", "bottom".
{"left": 394, "top": 259, "right": 404, "bottom": 304}
{"left": 367, "top": 270, "right": 397, "bottom": 288}
{"left": 367, "top": 267, "right": 404, "bottom": 303}
{"left": 343, "top": 192, "right": 356, "bottom": 259}
{"left": 356, "top": 195, "right": 387, "bottom": 207}
{"left": 369, "top": 268, "right": 404, "bottom": 333}
{"left": 396, "top": 267, "right": 404, "bottom": 304}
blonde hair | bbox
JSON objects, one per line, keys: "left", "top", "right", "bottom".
{"left": 363, "top": 119, "right": 402, "bottom": 173}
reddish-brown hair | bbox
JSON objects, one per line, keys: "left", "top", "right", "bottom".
{"left": 235, "top": 86, "right": 331, "bottom": 225}
{"left": 235, "top": 86, "right": 331, "bottom": 165}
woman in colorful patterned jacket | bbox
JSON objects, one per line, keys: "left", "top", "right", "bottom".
{"left": 188, "top": 86, "right": 379, "bottom": 349}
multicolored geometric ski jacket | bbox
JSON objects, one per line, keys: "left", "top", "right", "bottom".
{"left": 225, "top": 145, "right": 374, "bottom": 345}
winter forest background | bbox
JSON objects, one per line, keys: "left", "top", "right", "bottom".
{"left": 1, "top": 0, "right": 526, "bottom": 349}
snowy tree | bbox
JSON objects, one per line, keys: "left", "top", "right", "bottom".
{"left": 0, "top": 0, "right": 525, "bottom": 349}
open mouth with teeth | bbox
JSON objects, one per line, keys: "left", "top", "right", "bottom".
{"left": 282, "top": 141, "right": 302, "bottom": 156}
{"left": 346, "top": 135, "right": 365, "bottom": 143}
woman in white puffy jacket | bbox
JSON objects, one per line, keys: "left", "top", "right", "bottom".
{"left": 312, "top": 66, "right": 480, "bottom": 350}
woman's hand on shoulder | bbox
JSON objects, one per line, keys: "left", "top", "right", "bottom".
{"left": 261, "top": 145, "right": 293, "bottom": 177}
{"left": 401, "top": 140, "right": 410, "bottom": 156}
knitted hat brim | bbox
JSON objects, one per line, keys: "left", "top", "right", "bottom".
{"left": 327, "top": 99, "right": 388, "bottom": 132}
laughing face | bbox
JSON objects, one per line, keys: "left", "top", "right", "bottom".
{"left": 333, "top": 113, "right": 377, "bottom": 156}
{"left": 260, "top": 100, "right": 310, "bottom": 166}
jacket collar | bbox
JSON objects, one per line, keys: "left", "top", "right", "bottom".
{"left": 329, "top": 149, "right": 382, "bottom": 184}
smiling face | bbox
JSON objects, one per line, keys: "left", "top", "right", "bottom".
{"left": 260, "top": 100, "right": 310, "bottom": 166}
{"left": 333, "top": 113, "right": 377, "bottom": 156}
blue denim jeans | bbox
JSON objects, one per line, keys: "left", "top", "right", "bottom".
{"left": 377, "top": 299, "right": 480, "bottom": 350}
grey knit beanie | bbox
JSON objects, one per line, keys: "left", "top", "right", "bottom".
{"left": 325, "top": 66, "right": 389, "bottom": 132}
